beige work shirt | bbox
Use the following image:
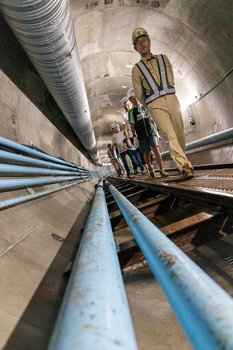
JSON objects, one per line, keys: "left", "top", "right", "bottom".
{"left": 132, "top": 54, "right": 175, "bottom": 107}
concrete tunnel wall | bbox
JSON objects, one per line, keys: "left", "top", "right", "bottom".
{"left": 0, "top": 1, "right": 233, "bottom": 348}
{"left": 73, "top": 2, "right": 233, "bottom": 166}
{"left": 0, "top": 15, "right": 107, "bottom": 349}
{"left": 0, "top": 68, "right": 102, "bottom": 348}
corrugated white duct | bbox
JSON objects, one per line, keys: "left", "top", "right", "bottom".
{"left": 0, "top": 0, "right": 100, "bottom": 164}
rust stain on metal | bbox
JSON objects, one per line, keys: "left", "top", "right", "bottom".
{"left": 84, "top": 324, "right": 93, "bottom": 328}
{"left": 132, "top": 211, "right": 140, "bottom": 223}
{"left": 84, "top": 235, "right": 92, "bottom": 242}
{"left": 159, "top": 249, "right": 177, "bottom": 268}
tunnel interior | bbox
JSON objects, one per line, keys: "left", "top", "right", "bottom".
{"left": 0, "top": 0, "right": 232, "bottom": 349}
{"left": 1, "top": 0, "right": 232, "bottom": 167}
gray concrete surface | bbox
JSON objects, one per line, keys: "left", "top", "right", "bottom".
{"left": 124, "top": 268, "right": 192, "bottom": 350}
{"left": 0, "top": 179, "right": 98, "bottom": 349}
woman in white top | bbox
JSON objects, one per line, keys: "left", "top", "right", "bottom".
{"left": 121, "top": 97, "right": 133, "bottom": 141}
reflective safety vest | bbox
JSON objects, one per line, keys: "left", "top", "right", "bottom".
{"left": 136, "top": 54, "right": 176, "bottom": 104}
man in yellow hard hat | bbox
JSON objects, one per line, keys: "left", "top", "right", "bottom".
{"left": 131, "top": 27, "right": 194, "bottom": 180}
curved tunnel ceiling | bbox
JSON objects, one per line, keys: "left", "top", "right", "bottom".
{"left": 69, "top": 0, "right": 232, "bottom": 163}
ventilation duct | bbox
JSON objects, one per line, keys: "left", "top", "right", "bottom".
{"left": 0, "top": 0, "right": 100, "bottom": 164}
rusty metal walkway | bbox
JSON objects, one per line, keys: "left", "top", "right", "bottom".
{"left": 105, "top": 165, "right": 233, "bottom": 280}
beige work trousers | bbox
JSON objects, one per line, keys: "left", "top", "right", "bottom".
{"left": 147, "top": 94, "right": 192, "bottom": 172}
{"left": 111, "top": 158, "right": 120, "bottom": 172}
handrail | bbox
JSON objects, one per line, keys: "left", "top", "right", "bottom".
{"left": 161, "top": 127, "right": 233, "bottom": 158}
{"left": 105, "top": 179, "right": 233, "bottom": 350}
{"left": 48, "top": 179, "right": 138, "bottom": 350}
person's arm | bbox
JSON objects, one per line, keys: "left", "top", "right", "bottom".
{"left": 132, "top": 65, "right": 147, "bottom": 107}
{"left": 128, "top": 109, "right": 136, "bottom": 136}
{"left": 122, "top": 113, "right": 130, "bottom": 140}
{"left": 107, "top": 150, "right": 111, "bottom": 159}
{"left": 150, "top": 117, "right": 157, "bottom": 128}
{"left": 112, "top": 143, "right": 118, "bottom": 157}
{"left": 129, "top": 109, "right": 139, "bottom": 146}
{"left": 131, "top": 123, "right": 136, "bottom": 137}
{"left": 150, "top": 118, "right": 161, "bottom": 140}
{"left": 123, "top": 124, "right": 129, "bottom": 140}
{"left": 123, "top": 140, "right": 131, "bottom": 151}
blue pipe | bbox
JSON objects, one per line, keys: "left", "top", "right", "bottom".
{"left": 0, "top": 150, "right": 79, "bottom": 172}
{"left": 185, "top": 127, "right": 233, "bottom": 150}
{"left": 48, "top": 180, "right": 137, "bottom": 350}
{"left": 0, "top": 136, "right": 77, "bottom": 168}
{"left": 76, "top": 165, "right": 87, "bottom": 171}
{"left": 106, "top": 180, "right": 233, "bottom": 350}
{"left": 0, "top": 179, "right": 87, "bottom": 210}
{"left": 76, "top": 169, "right": 89, "bottom": 174}
{"left": 0, "top": 164, "right": 82, "bottom": 176}
{"left": 161, "top": 127, "right": 233, "bottom": 158}
{"left": 0, "top": 176, "right": 88, "bottom": 191}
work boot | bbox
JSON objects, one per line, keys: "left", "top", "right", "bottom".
{"left": 182, "top": 164, "right": 194, "bottom": 180}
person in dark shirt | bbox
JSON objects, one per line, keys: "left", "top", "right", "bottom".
{"left": 127, "top": 88, "right": 168, "bottom": 178}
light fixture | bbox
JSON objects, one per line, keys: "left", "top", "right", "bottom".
{"left": 189, "top": 116, "right": 195, "bottom": 125}
{"left": 126, "top": 64, "right": 133, "bottom": 69}
{"left": 121, "top": 85, "right": 127, "bottom": 88}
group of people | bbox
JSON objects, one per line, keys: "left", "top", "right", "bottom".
{"left": 107, "top": 27, "right": 194, "bottom": 180}
{"left": 108, "top": 90, "right": 168, "bottom": 178}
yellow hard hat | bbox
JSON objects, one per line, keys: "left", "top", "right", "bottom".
{"left": 132, "top": 27, "right": 149, "bottom": 44}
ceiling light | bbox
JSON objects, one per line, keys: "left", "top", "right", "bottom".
{"left": 126, "top": 64, "right": 133, "bottom": 69}
{"left": 121, "top": 85, "right": 127, "bottom": 88}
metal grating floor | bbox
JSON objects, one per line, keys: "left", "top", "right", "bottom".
{"left": 179, "top": 169, "right": 233, "bottom": 193}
